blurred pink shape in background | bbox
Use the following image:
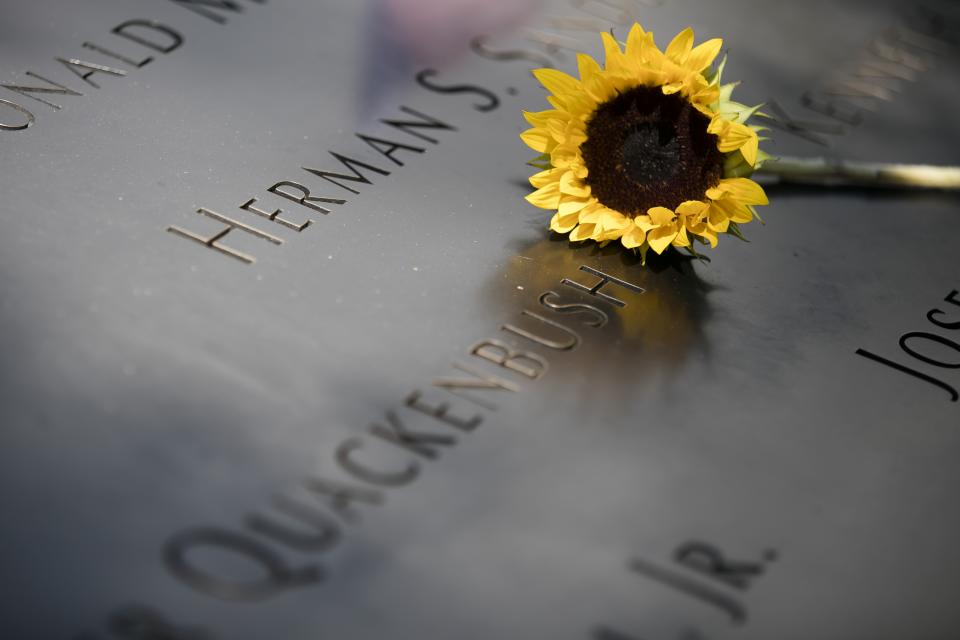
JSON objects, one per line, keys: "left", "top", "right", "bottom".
{"left": 382, "top": 0, "right": 541, "bottom": 63}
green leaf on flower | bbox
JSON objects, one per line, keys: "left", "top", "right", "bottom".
{"left": 528, "top": 153, "right": 552, "bottom": 170}
{"left": 728, "top": 222, "right": 750, "bottom": 242}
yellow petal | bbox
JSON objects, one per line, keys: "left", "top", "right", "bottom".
{"left": 620, "top": 224, "right": 646, "bottom": 249}
{"left": 706, "top": 204, "right": 730, "bottom": 232}
{"left": 707, "top": 178, "right": 769, "bottom": 205}
{"left": 529, "top": 167, "right": 563, "bottom": 189}
{"left": 578, "top": 202, "right": 602, "bottom": 224}
{"left": 550, "top": 143, "right": 581, "bottom": 168}
{"left": 546, "top": 118, "right": 569, "bottom": 141}
{"left": 685, "top": 38, "right": 723, "bottom": 72}
{"left": 523, "top": 109, "right": 564, "bottom": 128}
{"left": 740, "top": 133, "right": 759, "bottom": 166}
{"left": 639, "top": 34, "right": 667, "bottom": 67}
{"left": 675, "top": 200, "right": 708, "bottom": 217}
{"left": 600, "top": 31, "right": 626, "bottom": 72}
{"left": 662, "top": 81, "right": 684, "bottom": 95}
{"left": 625, "top": 23, "right": 649, "bottom": 59}
{"left": 560, "top": 170, "right": 590, "bottom": 197}
{"left": 584, "top": 74, "right": 616, "bottom": 104}
{"left": 551, "top": 210, "right": 579, "bottom": 233}
{"left": 520, "top": 127, "right": 552, "bottom": 153}
{"left": 647, "top": 226, "right": 677, "bottom": 254}
{"left": 722, "top": 198, "right": 754, "bottom": 223}
{"left": 647, "top": 206, "right": 676, "bottom": 227}
{"left": 599, "top": 227, "right": 626, "bottom": 242}
{"left": 635, "top": 214, "right": 656, "bottom": 232}
{"left": 525, "top": 182, "right": 561, "bottom": 209}
{"left": 710, "top": 118, "right": 759, "bottom": 165}
{"left": 691, "top": 88, "right": 721, "bottom": 112}
{"left": 569, "top": 223, "right": 596, "bottom": 242}
{"left": 697, "top": 227, "right": 719, "bottom": 247}
{"left": 533, "top": 68, "right": 581, "bottom": 99}
{"left": 672, "top": 225, "right": 691, "bottom": 247}
{"left": 595, "top": 207, "right": 629, "bottom": 234}
{"left": 588, "top": 225, "right": 609, "bottom": 242}
{"left": 576, "top": 53, "right": 602, "bottom": 83}
{"left": 665, "top": 28, "right": 695, "bottom": 64}
{"left": 558, "top": 196, "right": 591, "bottom": 217}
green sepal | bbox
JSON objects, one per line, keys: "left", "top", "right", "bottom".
{"left": 755, "top": 149, "right": 774, "bottom": 167}
{"left": 705, "top": 54, "right": 728, "bottom": 86}
{"left": 528, "top": 153, "right": 552, "bottom": 170}
{"left": 683, "top": 243, "right": 712, "bottom": 263}
{"left": 718, "top": 81, "right": 740, "bottom": 104}
{"left": 727, "top": 222, "right": 750, "bottom": 243}
{"left": 723, "top": 152, "right": 755, "bottom": 178}
{"left": 720, "top": 99, "right": 756, "bottom": 122}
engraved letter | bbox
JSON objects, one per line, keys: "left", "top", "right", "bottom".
{"left": 268, "top": 181, "right": 344, "bottom": 215}
{"left": 56, "top": 58, "right": 126, "bottom": 90}
{"left": 369, "top": 410, "right": 456, "bottom": 460}
{"left": 470, "top": 339, "right": 548, "bottom": 380}
{"left": 469, "top": 35, "right": 556, "bottom": 70}
{"left": 562, "top": 266, "right": 644, "bottom": 308}
{"left": 167, "top": 207, "right": 283, "bottom": 265}
{"left": 415, "top": 69, "right": 500, "bottom": 112}
{"left": 822, "top": 79, "right": 894, "bottom": 104}
{"left": 800, "top": 92, "right": 864, "bottom": 126}
{"left": 381, "top": 106, "right": 456, "bottom": 144}
{"left": 539, "top": 290, "right": 609, "bottom": 327}
{"left": 899, "top": 332, "right": 960, "bottom": 369}
{"left": 163, "top": 528, "right": 322, "bottom": 602}
{"left": 302, "top": 476, "right": 384, "bottom": 523}
{"left": 241, "top": 197, "right": 311, "bottom": 232}
{"left": 675, "top": 542, "right": 765, "bottom": 590}
{"left": 630, "top": 557, "right": 747, "bottom": 624}
{"left": 501, "top": 311, "right": 581, "bottom": 351}
{"left": 83, "top": 41, "right": 154, "bottom": 69}
{"left": 1, "top": 72, "right": 82, "bottom": 111}
{"left": 168, "top": 0, "right": 244, "bottom": 25}
{"left": 336, "top": 437, "right": 420, "bottom": 487}
{"left": 356, "top": 134, "right": 424, "bottom": 167}
{"left": 112, "top": 20, "right": 184, "bottom": 54}
{"left": 433, "top": 362, "right": 521, "bottom": 411}
{"left": 301, "top": 152, "right": 390, "bottom": 195}
{"left": 405, "top": 390, "right": 483, "bottom": 432}
{"left": 758, "top": 100, "right": 841, "bottom": 147}
{"left": 855, "top": 349, "right": 958, "bottom": 402}
{"left": 927, "top": 290, "right": 960, "bottom": 330}
{"left": 0, "top": 99, "right": 35, "bottom": 131}
{"left": 246, "top": 495, "right": 342, "bottom": 552}
{"left": 871, "top": 31, "right": 930, "bottom": 70}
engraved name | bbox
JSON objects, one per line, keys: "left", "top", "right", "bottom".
{"left": 467, "top": 0, "right": 958, "bottom": 149}
{"left": 857, "top": 287, "right": 960, "bottom": 402}
{"left": 595, "top": 543, "right": 779, "bottom": 639}
{"left": 0, "top": 1, "right": 269, "bottom": 133}
{"left": 160, "top": 266, "right": 643, "bottom": 607}
{"left": 166, "top": 71, "right": 500, "bottom": 264}
{"left": 759, "top": 3, "right": 959, "bottom": 147}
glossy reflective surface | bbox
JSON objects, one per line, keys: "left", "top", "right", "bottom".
{"left": 1, "top": 1, "right": 959, "bottom": 638}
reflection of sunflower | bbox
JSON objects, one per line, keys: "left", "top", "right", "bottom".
{"left": 521, "top": 24, "right": 770, "bottom": 259}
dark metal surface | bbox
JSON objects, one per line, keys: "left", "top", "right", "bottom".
{"left": 1, "top": 1, "right": 958, "bottom": 638}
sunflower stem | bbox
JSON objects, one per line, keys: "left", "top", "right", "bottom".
{"left": 755, "top": 157, "right": 960, "bottom": 190}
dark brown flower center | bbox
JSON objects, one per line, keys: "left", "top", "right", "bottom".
{"left": 580, "top": 86, "right": 723, "bottom": 217}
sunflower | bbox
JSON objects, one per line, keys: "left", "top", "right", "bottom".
{"left": 521, "top": 24, "right": 770, "bottom": 259}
